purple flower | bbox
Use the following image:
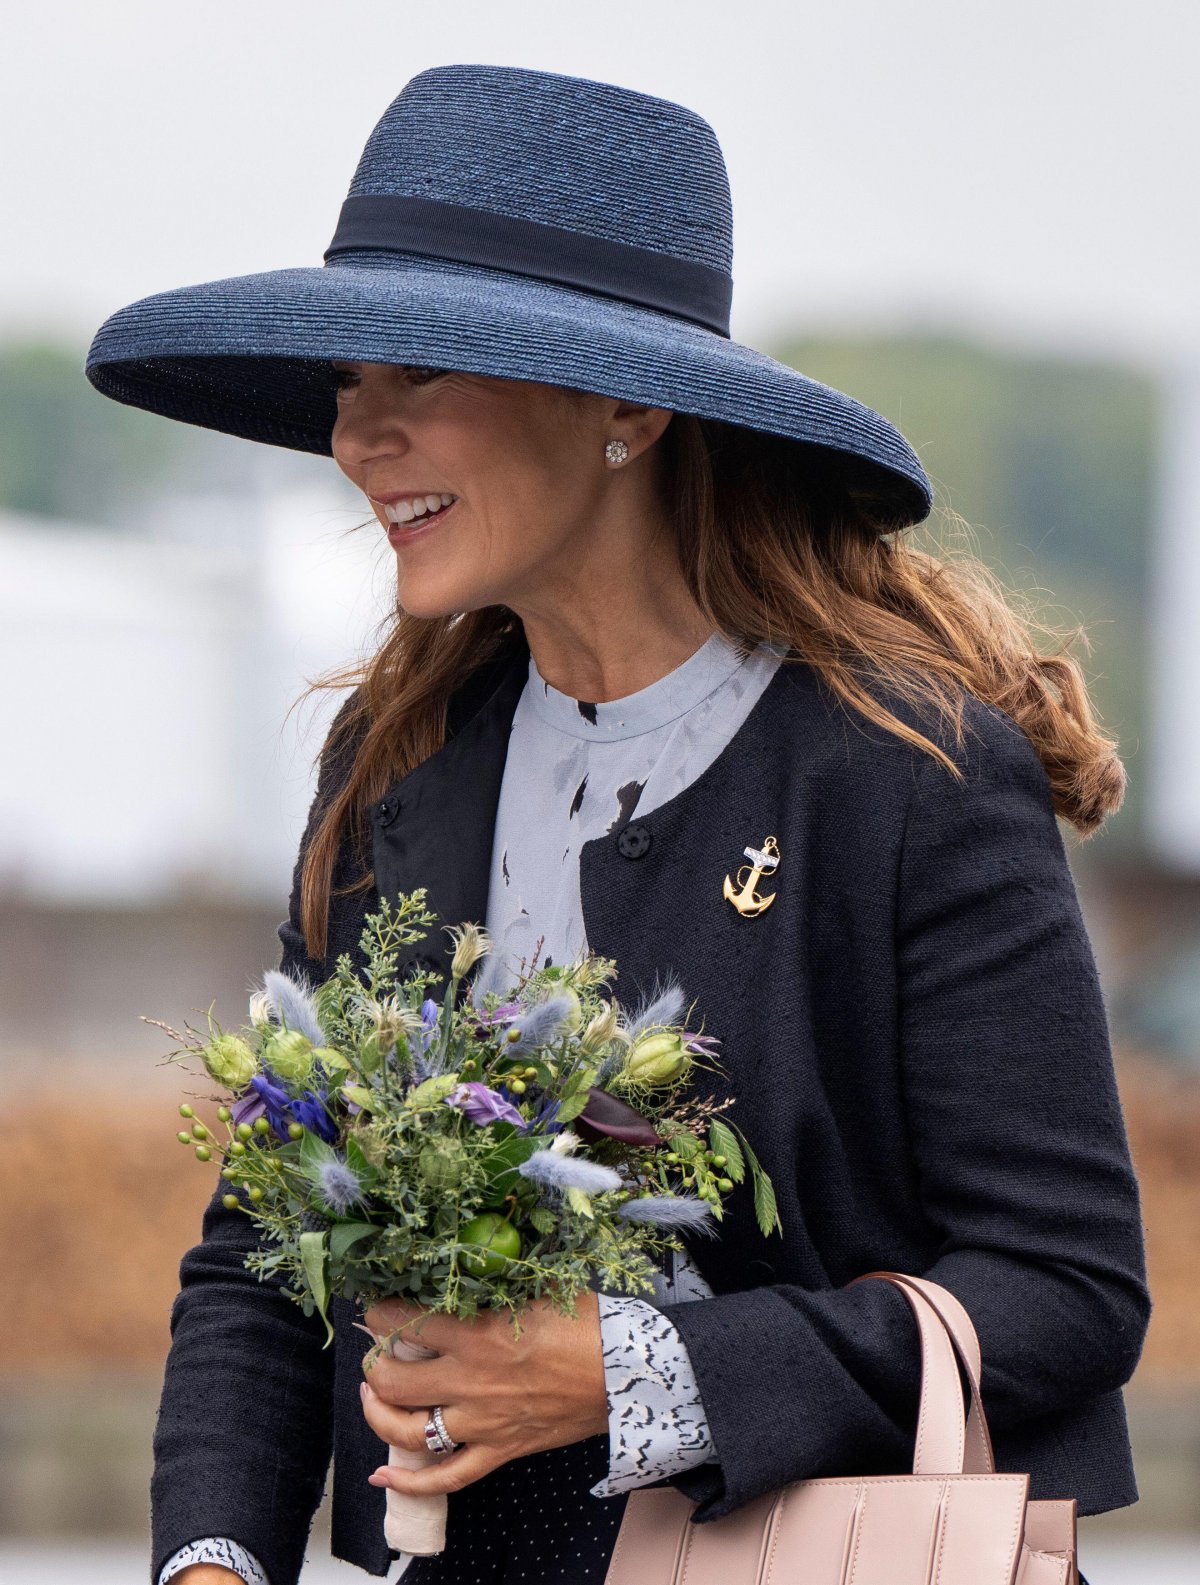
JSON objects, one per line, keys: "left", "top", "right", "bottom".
{"left": 247, "top": 1071, "right": 339, "bottom": 1144}
{"left": 420, "top": 999, "right": 440, "bottom": 1051}
{"left": 444, "top": 1081, "right": 528, "bottom": 1130}
{"left": 230, "top": 1088, "right": 266, "bottom": 1129}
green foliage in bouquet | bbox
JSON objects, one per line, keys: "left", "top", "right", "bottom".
{"left": 149, "top": 890, "right": 781, "bottom": 1349}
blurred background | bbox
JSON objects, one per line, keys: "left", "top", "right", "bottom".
{"left": 1, "top": 2, "right": 1198, "bottom": 1581}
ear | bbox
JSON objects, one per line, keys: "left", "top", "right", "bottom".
{"left": 609, "top": 402, "right": 674, "bottom": 457}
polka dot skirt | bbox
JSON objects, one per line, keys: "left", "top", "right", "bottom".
{"left": 397, "top": 1433, "right": 630, "bottom": 1584}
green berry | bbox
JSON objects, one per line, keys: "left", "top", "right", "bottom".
{"left": 287, "top": 1122, "right": 304, "bottom": 1139}
{"left": 230, "top": 1141, "right": 247, "bottom": 1156}
{"left": 248, "top": 1186, "right": 265, "bottom": 1203}
{"left": 217, "top": 1106, "right": 232, "bottom": 1122}
{"left": 236, "top": 1123, "right": 254, "bottom": 1141}
{"left": 509, "top": 1078, "right": 526, "bottom": 1094}
{"left": 177, "top": 1131, "right": 191, "bottom": 1144}
{"left": 195, "top": 1145, "right": 211, "bottom": 1161}
{"left": 717, "top": 1178, "right": 734, "bottom": 1191}
{"left": 191, "top": 1122, "right": 209, "bottom": 1140}
{"left": 253, "top": 1117, "right": 271, "bottom": 1134}
{"left": 221, "top": 1166, "right": 239, "bottom": 1179}
{"left": 178, "top": 1103, "right": 194, "bottom": 1118}
{"left": 712, "top": 1155, "right": 727, "bottom": 1167}
{"left": 666, "top": 1152, "right": 680, "bottom": 1163}
{"left": 222, "top": 1193, "right": 240, "bottom": 1210}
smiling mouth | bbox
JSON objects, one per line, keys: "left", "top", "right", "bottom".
{"left": 385, "top": 497, "right": 458, "bottom": 540}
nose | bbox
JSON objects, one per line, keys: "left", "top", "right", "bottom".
{"left": 331, "top": 391, "right": 413, "bottom": 470}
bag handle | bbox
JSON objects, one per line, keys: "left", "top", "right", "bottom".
{"left": 847, "top": 1270, "right": 996, "bottom": 1477}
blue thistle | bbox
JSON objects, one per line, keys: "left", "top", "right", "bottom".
{"left": 316, "top": 1157, "right": 366, "bottom": 1216}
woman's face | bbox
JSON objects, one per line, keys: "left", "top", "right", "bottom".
{"left": 329, "top": 360, "right": 671, "bottom": 620}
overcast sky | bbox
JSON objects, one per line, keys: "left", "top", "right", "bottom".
{"left": 2, "top": 0, "right": 1196, "bottom": 369}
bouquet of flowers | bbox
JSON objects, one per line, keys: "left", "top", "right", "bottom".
{"left": 148, "top": 889, "right": 780, "bottom": 1558}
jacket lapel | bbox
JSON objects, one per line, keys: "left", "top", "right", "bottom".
{"left": 369, "top": 631, "right": 531, "bottom": 983}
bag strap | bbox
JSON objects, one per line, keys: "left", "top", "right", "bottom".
{"left": 847, "top": 1270, "right": 996, "bottom": 1476}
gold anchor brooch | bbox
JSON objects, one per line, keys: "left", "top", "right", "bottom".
{"left": 723, "top": 834, "right": 781, "bottom": 917}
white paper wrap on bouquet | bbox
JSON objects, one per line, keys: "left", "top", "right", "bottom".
{"left": 366, "top": 1327, "right": 450, "bottom": 1559}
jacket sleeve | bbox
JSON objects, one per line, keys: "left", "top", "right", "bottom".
{"left": 150, "top": 692, "right": 365, "bottom": 1585}
{"left": 656, "top": 699, "right": 1152, "bottom": 1522}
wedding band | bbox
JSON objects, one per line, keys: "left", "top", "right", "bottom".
{"left": 423, "top": 1404, "right": 462, "bottom": 1456}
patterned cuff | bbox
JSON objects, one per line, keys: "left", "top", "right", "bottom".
{"left": 590, "top": 1293, "right": 718, "bottom": 1497}
{"left": 158, "top": 1536, "right": 270, "bottom": 1585}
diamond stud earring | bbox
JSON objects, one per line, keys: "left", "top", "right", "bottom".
{"left": 604, "top": 439, "right": 630, "bottom": 466}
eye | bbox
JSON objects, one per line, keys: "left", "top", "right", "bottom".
{"left": 403, "top": 366, "right": 447, "bottom": 385}
{"left": 330, "top": 364, "right": 359, "bottom": 392}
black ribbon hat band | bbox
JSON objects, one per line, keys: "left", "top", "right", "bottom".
{"left": 323, "top": 194, "right": 733, "bottom": 338}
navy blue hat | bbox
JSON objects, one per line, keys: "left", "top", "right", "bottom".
{"left": 85, "top": 63, "right": 933, "bottom": 525}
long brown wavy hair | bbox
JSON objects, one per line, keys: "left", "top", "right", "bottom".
{"left": 291, "top": 407, "right": 1126, "bottom": 965}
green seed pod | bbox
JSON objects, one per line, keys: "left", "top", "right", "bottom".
{"left": 419, "top": 1139, "right": 465, "bottom": 1190}
{"left": 230, "top": 1141, "right": 247, "bottom": 1157}
{"left": 191, "top": 1122, "right": 209, "bottom": 1140}
{"left": 222, "top": 1193, "right": 240, "bottom": 1210}
{"left": 200, "top": 1034, "right": 258, "bottom": 1089}
{"left": 217, "top": 1105, "right": 232, "bottom": 1123}
{"left": 509, "top": 1078, "right": 526, "bottom": 1094}
{"left": 717, "top": 1177, "right": 734, "bottom": 1191}
{"left": 623, "top": 1030, "right": 689, "bottom": 1088}
{"left": 712, "top": 1154, "right": 727, "bottom": 1167}
{"left": 176, "top": 1130, "right": 191, "bottom": 1144}
{"left": 248, "top": 1186, "right": 265, "bottom": 1203}
{"left": 261, "top": 1029, "right": 315, "bottom": 1085}
{"left": 287, "top": 1122, "right": 304, "bottom": 1139}
{"left": 236, "top": 1123, "right": 253, "bottom": 1141}
{"left": 194, "top": 1145, "right": 211, "bottom": 1162}
{"left": 253, "top": 1117, "right": 271, "bottom": 1135}
{"left": 178, "top": 1103, "right": 194, "bottom": 1118}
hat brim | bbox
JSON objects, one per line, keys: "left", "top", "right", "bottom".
{"left": 85, "top": 252, "right": 933, "bottom": 525}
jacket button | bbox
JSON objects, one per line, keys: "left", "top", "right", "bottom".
{"left": 617, "top": 823, "right": 652, "bottom": 859}
{"left": 375, "top": 796, "right": 401, "bottom": 827}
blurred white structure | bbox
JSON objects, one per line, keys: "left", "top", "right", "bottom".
{"left": 1148, "top": 359, "right": 1200, "bottom": 872}
{"left": 0, "top": 475, "right": 393, "bottom": 901}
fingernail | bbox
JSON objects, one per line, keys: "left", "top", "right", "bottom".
{"left": 368, "top": 1470, "right": 387, "bottom": 1485}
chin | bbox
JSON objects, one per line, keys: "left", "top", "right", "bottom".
{"left": 395, "top": 577, "right": 492, "bottom": 621}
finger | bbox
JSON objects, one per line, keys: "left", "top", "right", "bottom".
{"left": 362, "top": 1352, "right": 460, "bottom": 1408}
{"left": 363, "top": 1302, "right": 467, "bottom": 1355}
{"left": 359, "top": 1384, "right": 446, "bottom": 1454}
{"left": 368, "top": 1440, "right": 503, "bottom": 1496}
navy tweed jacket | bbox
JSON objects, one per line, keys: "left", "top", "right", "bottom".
{"left": 149, "top": 627, "right": 1151, "bottom": 1584}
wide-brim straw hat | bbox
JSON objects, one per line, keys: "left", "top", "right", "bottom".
{"left": 85, "top": 62, "right": 933, "bottom": 526}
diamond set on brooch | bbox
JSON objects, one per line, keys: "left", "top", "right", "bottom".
{"left": 604, "top": 438, "right": 630, "bottom": 465}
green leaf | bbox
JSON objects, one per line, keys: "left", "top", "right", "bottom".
{"left": 565, "top": 1186, "right": 595, "bottom": 1220}
{"left": 733, "top": 1127, "right": 782, "bottom": 1239}
{"left": 329, "top": 1221, "right": 378, "bottom": 1261}
{"left": 299, "top": 1230, "right": 334, "bottom": 1346}
{"left": 298, "top": 1128, "right": 339, "bottom": 1183}
{"left": 407, "top": 1073, "right": 461, "bottom": 1107}
{"left": 752, "top": 1166, "right": 781, "bottom": 1239}
{"left": 708, "top": 1118, "right": 746, "bottom": 1183}
{"left": 341, "top": 1084, "right": 376, "bottom": 1112}
{"left": 345, "top": 1133, "right": 383, "bottom": 1187}
{"left": 553, "top": 1092, "right": 590, "bottom": 1123}
{"left": 527, "top": 1206, "right": 556, "bottom": 1236}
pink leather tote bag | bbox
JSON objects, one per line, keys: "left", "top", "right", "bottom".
{"left": 604, "top": 1270, "right": 1079, "bottom": 1585}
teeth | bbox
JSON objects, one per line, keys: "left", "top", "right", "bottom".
{"left": 382, "top": 494, "right": 457, "bottom": 525}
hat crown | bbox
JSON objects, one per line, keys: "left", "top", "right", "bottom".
{"left": 343, "top": 63, "right": 733, "bottom": 276}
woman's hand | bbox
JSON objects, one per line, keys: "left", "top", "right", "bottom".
{"left": 360, "top": 1290, "right": 610, "bottom": 1495}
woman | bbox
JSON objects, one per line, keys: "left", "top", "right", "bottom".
{"left": 86, "top": 64, "right": 1147, "bottom": 1585}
